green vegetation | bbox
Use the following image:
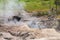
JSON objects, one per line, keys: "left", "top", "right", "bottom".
{"left": 0, "top": 0, "right": 6, "bottom": 9}
{"left": 20, "top": 0, "right": 55, "bottom": 12}
{"left": 21, "top": 0, "right": 60, "bottom": 16}
{"left": 0, "top": 0, "right": 60, "bottom": 16}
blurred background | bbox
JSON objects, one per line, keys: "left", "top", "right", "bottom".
{"left": 0, "top": 0, "right": 60, "bottom": 29}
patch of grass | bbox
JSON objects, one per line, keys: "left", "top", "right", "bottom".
{"left": 25, "top": 2, "right": 50, "bottom": 12}
{"left": 23, "top": 0, "right": 55, "bottom": 12}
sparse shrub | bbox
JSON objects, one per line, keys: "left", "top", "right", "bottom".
{"left": 32, "top": 11, "right": 49, "bottom": 17}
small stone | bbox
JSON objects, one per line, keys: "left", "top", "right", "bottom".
{"left": 4, "top": 38, "right": 12, "bottom": 40}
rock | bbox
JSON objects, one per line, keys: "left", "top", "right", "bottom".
{"left": 0, "top": 37, "right": 5, "bottom": 40}
{"left": 4, "top": 38, "right": 12, "bottom": 40}
{"left": 0, "top": 23, "right": 60, "bottom": 40}
{"left": 0, "top": 32, "right": 13, "bottom": 38}
{"left": 55, "top": 19, "right": 60, "bottom": 32}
